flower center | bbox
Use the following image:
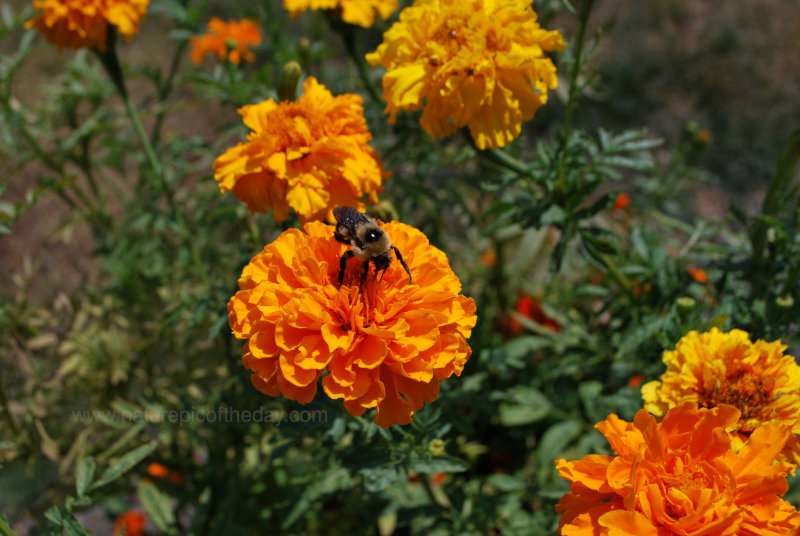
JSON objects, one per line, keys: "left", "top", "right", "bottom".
{"left": 700, "top": 365, "right": 776, "bottom": 428}
{"left": 658, "top": 458, "right": 715, "bottom": 520}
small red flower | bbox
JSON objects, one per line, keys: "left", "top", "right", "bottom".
{"left": 613, "top": 192, "right": 630, "bottom": 210}
{"left": 627, "top": 374, "right": 644, "bottom": 388}
{"left": 508, "top": 295, "right": 559, "bottom": 335}
{"left": 688, "top": 265, "right": 708, "bottom": 284}
{"left": 113, "top": 510, "right": 146, "bottom": 536}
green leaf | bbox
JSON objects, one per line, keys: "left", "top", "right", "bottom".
{"left": 90, "top": 441, "right": 156, "bottom": 491}
{"left": 75, "top": 457, "right": 95, "bottom": 498}
{"left": 360, "top": 465, "right": 402, "bottom": 493}
{"left": 138, "top": 481, "right": 176, "bottom": 533}
{"left": 499, "top": 387, "right": 552, "bottom": 426}
{"left": 408, "top": 454, "right": 469, "bottom": 474}
{"left": 62, "top": 515, "right": 90, "bottom": 536}
{"left": 484, "top": 474, "right": 528, "bottom": 493}
{"left": 282, "top": 468, "right": 354, "bottom": 528}
{"left": 44, "top": 507, "right": 63, "bottom": 525}
{"left": 536, "top": 421, "right": 583, "bottom": 485}
{"left": 0, "top": 515, "right": 17, "bottom": 536}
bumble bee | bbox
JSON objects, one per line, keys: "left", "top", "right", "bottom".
{"left": 333, "top": 206, "right": 413, "bottom": 288}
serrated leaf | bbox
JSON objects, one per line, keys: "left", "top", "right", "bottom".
{"left": 499, "top": 387, "right": 551, "bottom": 426}
{"left": 0, "top": 515, "right": 18, "bottom": 536}
{"left": 485, "top": 474, "right": 527, "bottom": 492}
{"left": 360, "top": 465, "right": 402, "bottom": 492}
{"left": 62, "top": 515, "right": 90, "bottom": 536}
{"left": 540, "top": 205, "right": 566, "bottom": 226}
{"left": 578, "top": 381, "right": 603, "bottom": 408}
{"left": 44, "top": 507, "right": 62, "bottom": 525}
{"left": 90, "top": 441, "right": 156, "bottom": 491}
{"left": 283, "top": 468, "right": 353, "bottom": 528}
{"left": 75, "top": 457, "right": 95, "bottom": 497}
{"left": 138, "top": 481, "right": 176, "bottom": 532}
{"left": 408, "top": 455, "right": 468, "bottom": 474}
{"left": 536, "top": 421, "right": 583, "bottom": 473}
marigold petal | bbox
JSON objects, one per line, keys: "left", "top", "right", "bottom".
{"left": 598, "top": 510, "right": 660, "bottom": 536}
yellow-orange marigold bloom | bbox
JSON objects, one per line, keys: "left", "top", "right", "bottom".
{"left": 642, "top": 328, "right": 800, "bottom": 467}
{"left": 284, "top": 0, "right": 398, "bottom": 28}
{"left": 189, "top": 17, "right": 262, "bottom": 65}
{"left": 227, "top": 220, "right": 477, "bottom": 427}
{"left": 26, "top": 0, "right": 148, "bottom": 50}
{"left": 366, "top": 0, "right": 566, "bottom": 150}
{"left": 214, "top": 77, "right": 388, "bottom": 223}
{"left": 556, "top": 403, "right": 800, "bottom": 536}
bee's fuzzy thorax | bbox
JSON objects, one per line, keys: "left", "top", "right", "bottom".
{"left": 355, "top": 223, "right": 391, "bottom": 259}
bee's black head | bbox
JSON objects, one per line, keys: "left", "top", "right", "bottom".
{"left": 364, "top": 228, "right": 383, "bottom": 243}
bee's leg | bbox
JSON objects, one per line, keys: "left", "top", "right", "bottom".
{"left": 392, "top": 246, "right": 413, "bottom": 284}
{"left": 338, "top": 250, "right": 354, "bottom": 289}
{"left": 360, "top": 260, "right": 370, "bottom": 287}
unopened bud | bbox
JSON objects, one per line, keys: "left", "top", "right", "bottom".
{"left": 368, "top": 200, "right": 399, "bottom": 223}
{"left": 676, "top": 297, "right": 696, "bottom": 317}
{"left": 298, "top": 38, "right": 312, "bottom": 72}
{"left": 278, "top": 61, "right": 302, "bottom": 102}
{"left": 428, "top": 438, "right": 445, "bottom": 457}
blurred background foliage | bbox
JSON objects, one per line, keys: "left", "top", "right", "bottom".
{"left": 1, "top": 0, "right": 799, "bottom": 534}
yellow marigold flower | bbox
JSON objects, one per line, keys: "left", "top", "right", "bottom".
{"left": 26, "top": 0, "right": 148, "bottom": 50}
{"left": 284, "top": 0, "right": 398, "bottom": 28}
{"left": 642, "top": 328, "right": 800, "bottom": 467}
{"left": 189, "top": 17, "right": 262, "bottom": 65}
{"left": 227, "top": 220, "right": 477, "bottom": 427}
{"left": 556, "top": 403, "right": 800, "bottom": 536}
{"left": 366, "top": 0, "right": 566, "bottom": 150}
{"left": 214, "top": 77, "right": 388, "bottom": 223}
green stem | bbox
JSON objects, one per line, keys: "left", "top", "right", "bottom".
{"left": 463, "top": 130, "right": 535, "bottom": 179}
{"left": 555, "top": 0, "right": 595, "bottom": 193}
{"left": 751, "top": 129, "right": 800, "bottom": 285}
{"left": 95, "top": 28, "right": 210, "bottom": 286}
{"left": 122, "top": 93, "right": 167, "bottom": 187}
{"left": 420, "top": 475, "right": 439, "bottom": 506}
{"left": 94, "top": 28, "right": 166, "bottom": 189}
{"left": 561, "top": 0, "right": 594, "bottom": 147}
{"left": 329, "top": 14, "right": 382, "bottom": 106}
{"left": 598, "top": 251, "right": 632, "bottom": 294}
{"left": 0, "top": 372, "right": 20, "bottom": 436}
{"left": 151, "top": 41, "right": 187, "bottom": 147}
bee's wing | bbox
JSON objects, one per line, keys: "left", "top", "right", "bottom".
{"left": 333, "top": 206, "right": 372, "bottom": 232}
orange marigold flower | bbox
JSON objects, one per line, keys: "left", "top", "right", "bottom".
{"left": 556, "top": 403, "right": 800, "bottom": 536}
{"left": 189, "top": 17, "right": 262, "bottom": 65}
{"left": 214, "top": 77, "right": 388, "bottom": 223}
{"left": 227, "top": 220, "right": 477, "bottom": 427}
{"left": 366, "top": 0, "right": 566, "bottom": 150}
{"left": 284, "top": 0, "right": 398, "bottom": 28}
{"left": 113, "top": 510, "right": 146, "bottom": 536}
{"left": 687, "top": 265, "right": 708, "bottom": 283}
{"left": 612, "top": 192, "right": 630, "bottom": 210}
{"left": 642, "top": 328, "right": 800, "bottom": 468}
{"left": 26, "top": 0, "right": 148, "bottom": 50}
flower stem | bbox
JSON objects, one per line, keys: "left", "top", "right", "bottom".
{"left": 94, "top": 28, "right": 166, "bottom": 193}
{"left": 327, "top": 13, "right": 382, "bottom": 106}
{"left": 555, "top": 0, "right": 594, "bottom": 193}
{"left": 462, "top": 129, "right": 535, "bottom": 180}
{"left": 561, "top": 0, "right": 595, "bottom": 147}
{"left": 750, "top": 128, "right": 800, "bottom": 291}
{"left": 95, "top": 28, "right": 210, "bottom": 286}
